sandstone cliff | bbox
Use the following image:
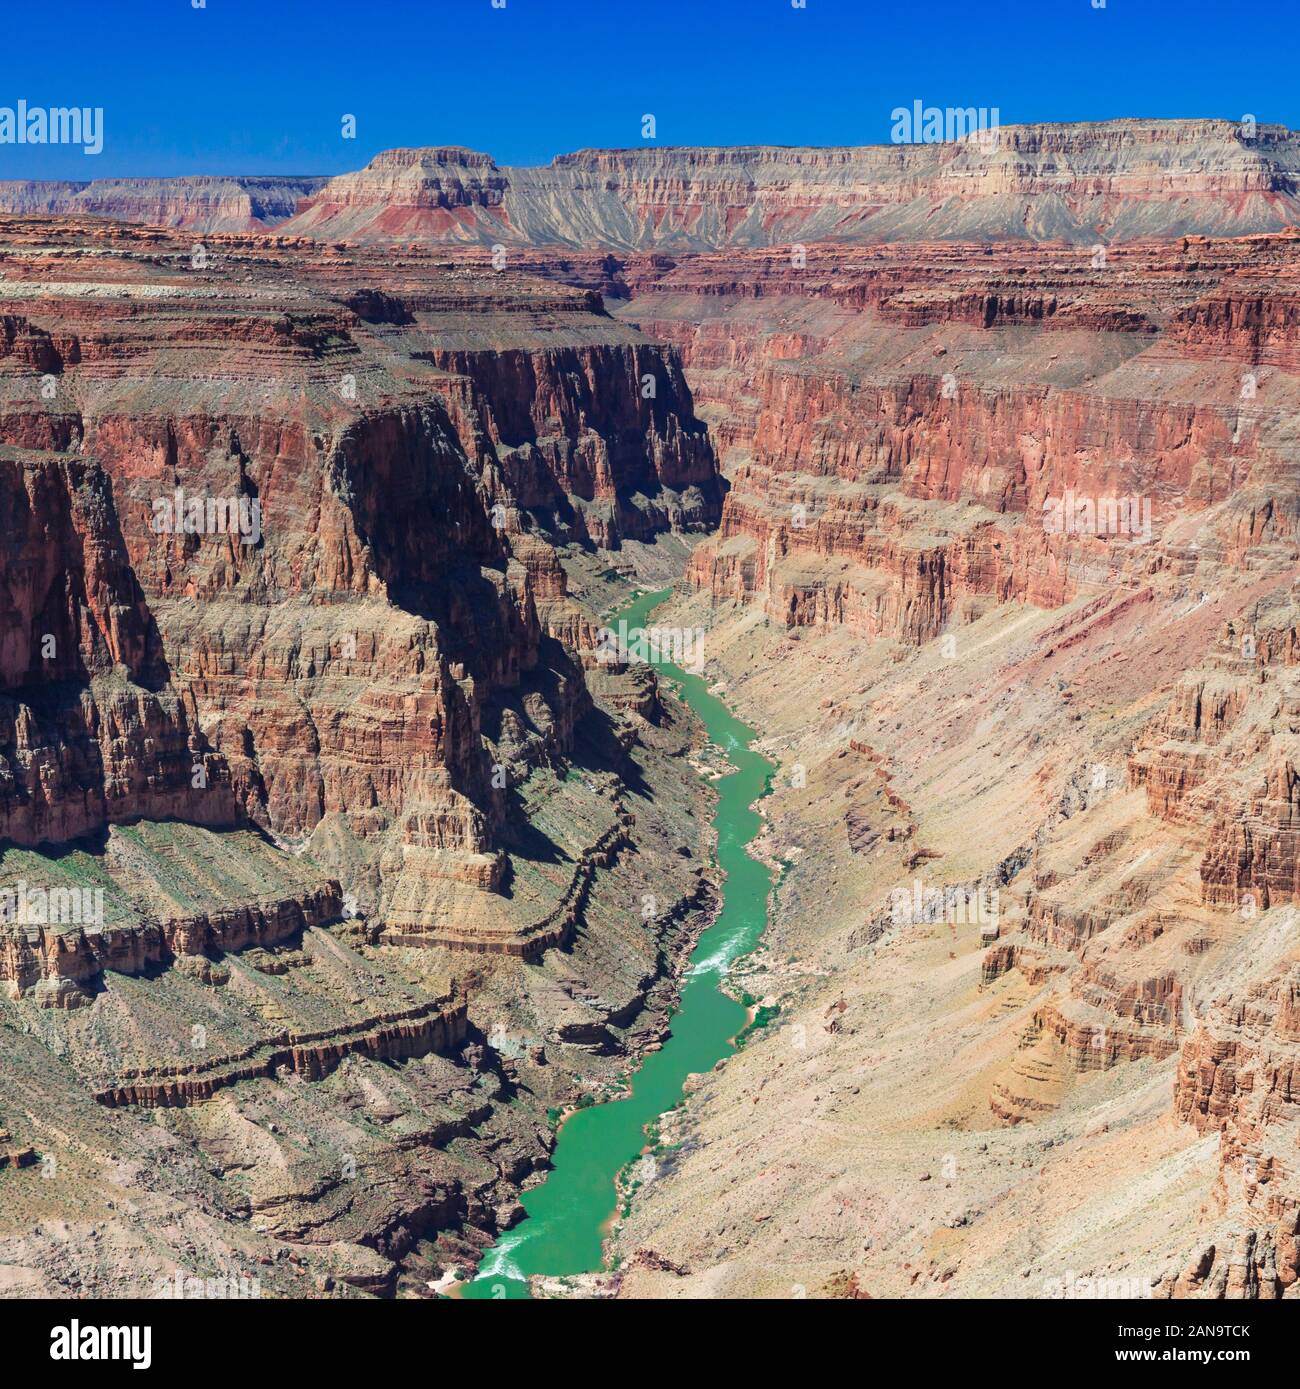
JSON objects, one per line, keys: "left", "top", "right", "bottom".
{"left": 280, "top": 123, "right": 1300, "bottom": 249}
{"left": 0, "top": 213, "right": 722, "bottom": 1296}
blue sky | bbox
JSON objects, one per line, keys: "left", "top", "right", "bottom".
{"left": 4, "top": 0, "right": 1296, "bottom": 179}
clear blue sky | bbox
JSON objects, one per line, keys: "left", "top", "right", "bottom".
{"left": 4, "top": 0, "right": 1295, "bottom": 179}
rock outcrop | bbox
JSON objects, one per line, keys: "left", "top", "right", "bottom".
{"left": 11, "top": 122, "right": 1300, "bottom": 250}
{"left": 279, "top": 123, "right": 1300, "bottom": 248}
{"left": 0, "top": 448, "right": 238, "bottom": 845}
{"left": 0, "top": 176, "right": 328, "bottom": 232}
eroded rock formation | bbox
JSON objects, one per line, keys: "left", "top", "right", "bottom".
{"left": 278, "top": 123, "right": 1300, "bottom": 248}
{"left": 0, "top": 213, "right": 722, "bottom": 1296}
{"left": 9, "top": 119, "right": 1300, "bottom": 1300}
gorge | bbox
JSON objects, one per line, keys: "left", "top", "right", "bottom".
{"left": 4, "top": 118, "right": 1300, "bottom": 1300}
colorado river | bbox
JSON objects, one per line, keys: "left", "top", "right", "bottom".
{"left": 462, "top": 587, "right": 776, "bottom": 1298}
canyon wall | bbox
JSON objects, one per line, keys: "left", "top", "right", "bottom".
{"left": 590, "top": 239, "right": 1291, "bottom": 643}
{"left": 0, "top": 217, "right": 719, "bottom": 890}
{"left": 0, "top": 213, "right": 723, "bottom": 1295}
{"left": 0, "top": 176, "right": 328, "bottom": 231}
{"left": 10, "top": 121, "right": 1300, "bottom": 248}
{"left": 282, "top": 123, "right": 1300, "bottom": 248}
{"left": 513, "top": 225, "right": 1300, "bottom": 1298}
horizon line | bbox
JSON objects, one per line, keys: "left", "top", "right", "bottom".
{"left": 0, "top": 113, "right": 1291, "bottom": 185}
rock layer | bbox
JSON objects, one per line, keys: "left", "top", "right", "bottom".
{"left": 11, "top": 122, "right": 1300, "bottom": 249}
{"left": 0, "top": 176, "right": 328, "bottom": 232}
{"left": 277, "top": 123, "right": 1300, "bottom": 248}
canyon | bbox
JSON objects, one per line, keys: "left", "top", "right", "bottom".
{"left": 10, "top": 119, "right": 1299, "bottom": 247}
{"left": 0, "top": 212, "right": 721, "bottom": 1295}
{"left": 4, "top": 118, "right": 1300, "bottom": 1299}
{"left": 599, "top": 232, "right": 1300, "bottom": 1300}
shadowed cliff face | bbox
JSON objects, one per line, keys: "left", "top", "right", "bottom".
{"left": 0, "top": 216, "right": 721, "bottom": 863}
{"left": 0, "top": 449, "right": 237, "bottom": 846}
{"left": 0, "top": 214, "right": 725, "bottom": 1296}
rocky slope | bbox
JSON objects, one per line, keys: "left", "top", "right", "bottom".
{"left": 597, "top": 231, "right": 1300, "bottom": 1299}
{"left": 0, "top": 214, "right": 722, "bottom": 1295}
{"left": 280, "top": 122, "right": 1300, "bottom": 248}
{"left": 0, "top": 177, "right": 328, "bottom": 232}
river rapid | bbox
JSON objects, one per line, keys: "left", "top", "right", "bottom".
{"left": 461, "top": 588, "right": 776, "bottom": 1299}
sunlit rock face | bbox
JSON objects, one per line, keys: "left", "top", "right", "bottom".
{"left": 14, "top": 122, "right": 1300, "bottom": 248}
{"left": 274, "top": 123, "right": 1300, "bottom": 249}
{"left": 0, "top": 216, "right": 721, "bottom": 884}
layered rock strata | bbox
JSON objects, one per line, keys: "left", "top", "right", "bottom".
{"left": 0, "top": 213, "right": 722, "bottom": 1296}
{"left": 279, "top": 123, "right": 1300, "bottom": 248}
{"left": 10, "top": 122, "right": 1300, "bottom": 250}
{"left": 0, "top": 176, "right": 328, "bottom": 232}
{"left": 592, "top": 228, "right": 1300, "bottom": 1301}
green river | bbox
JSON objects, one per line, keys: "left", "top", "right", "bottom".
{"left": 461, "top": 587, "right": 775, "bottom": 1298}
